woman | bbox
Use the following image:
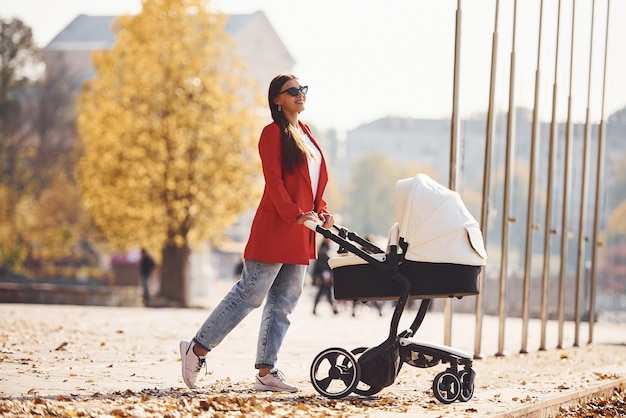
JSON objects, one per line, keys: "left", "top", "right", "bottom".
{"left": 180, "top": 74, "right": 334, "bottom": 392}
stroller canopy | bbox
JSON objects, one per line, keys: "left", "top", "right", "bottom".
{"left": 395, "top": 174, "right": 487, "bottom": 266}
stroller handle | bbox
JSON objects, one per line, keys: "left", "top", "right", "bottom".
{"left": 304, "top": 219, "right": 320, "bottom": 231}
{"left": 303, "top": 219, "right": 320, "bottom": 231}
{"left": 304, "top": 219, "right": 341, "bottom": 235}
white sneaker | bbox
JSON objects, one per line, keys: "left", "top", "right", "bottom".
{"left": 179, "top": 340, "right": 205, "bottom": 388}
{"left": 253, "top": 369, "right": 298, "bottom": 392}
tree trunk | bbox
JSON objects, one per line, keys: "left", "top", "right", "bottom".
{"left": 159, "top": 243, "right": 190, "bottom": 305}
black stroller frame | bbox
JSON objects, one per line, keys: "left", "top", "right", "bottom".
{"left": 306, "top": 222, "right": 478, "bottom": 404}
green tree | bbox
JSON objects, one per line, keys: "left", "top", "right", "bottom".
{"left": 0, "top": 19, "right": 81, "bottom": 275}
{"left": 607, "top": 154, "right": 626, "bottom": 211}
{"left": 341, "top": 153, "right": 435, "bottom": 237}
{"left": 77, "top": 0, "right": 262, "bottom": 304}
{"left": 598, "top": 201, "right": 626, "bottom": 293}
{"left": 0, "top": 18, "right": 39, "bottom": 272}
{"left": 608, "top": 105, "right": 626, "bottom": 124}
{"left": 0, "top": 18, "right": 38, "bottom": 103}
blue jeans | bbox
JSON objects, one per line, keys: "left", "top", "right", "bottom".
{"left": 193, "top": 259, "right": 306, "bottom": 369}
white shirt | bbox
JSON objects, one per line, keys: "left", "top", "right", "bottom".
{"left": 300, "top": 127, "right": 322, "bottom": 199}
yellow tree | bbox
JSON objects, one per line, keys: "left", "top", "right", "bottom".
{"left": 78, "top": 0, "right": 262, "bottom": 304}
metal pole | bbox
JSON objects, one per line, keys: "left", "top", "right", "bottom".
{"left": 474, "top": 0, "right": 500, "bottom": 360}
{"left": 521, "top": 0, "right": 545, "bottom": 355}
{"left": 445, "top": 0, "right": 463, "bottom": 347}
{"left": 558, "top": 0, "right": 576, "bottom": 349}
{"left": 497, "top": 0, "right": 518, "bottom": 357}
{"left": 574, "top": 0, "right": 596, "bottom": 347}
{"left": 540, "top": 0, "right": 563, "bottom": 351}
{"left": 589, "top": 0, "right": 611, "bottom": 344}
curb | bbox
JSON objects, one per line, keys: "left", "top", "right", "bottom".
{"left": 0, "top": 282, "right": 141, "bottom": 306}
{"left": 493, "top": 377, "right": 626, "bottom": 418}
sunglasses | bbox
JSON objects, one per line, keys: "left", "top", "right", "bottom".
{"left": 278, "top": 85, "right": 308, "bottom": 97}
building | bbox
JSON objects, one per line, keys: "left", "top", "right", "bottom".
{"left": 43, "top": 11, "right": 295, "bottom": 93}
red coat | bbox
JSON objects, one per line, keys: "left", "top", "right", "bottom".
{"left": 243, "top": 121, "right": 330, "bottom": 265}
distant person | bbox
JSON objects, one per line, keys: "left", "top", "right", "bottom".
{"left": 139, "top": 248, "right": 156, "bottom": 307}
{"left": 179, "top": 73, "right": 334, "bottom": 393}
{"left": 312, "top": 239, "right": 337, "bottom": 315}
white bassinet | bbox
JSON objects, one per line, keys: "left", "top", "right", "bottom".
{"left": 328, "top": 174, "right": 487, "bottom": 301}
{"left": 395, "top": 173, "right": 487, "bottom": 266}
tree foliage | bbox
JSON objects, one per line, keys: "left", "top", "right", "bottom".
{"left": 606, "top": 201, "right": 626, "bottom": 244}
{"left": 77, "top": 0, "right": 263, "bottom": 303}
{"left": 341, "top": 153, "right": 435, "bottom": 237}
{"left": 607, "top": 155, "right": 626, "bottom": 211}
{"left": 608, "top": 105, "right": 626, "bottom": 123}
{"left": 0, "top": 19, "right": 82, "bottom": 275}
{"left": 0, "top": 18, "right": 39, "bottom": 232}
{"left": 598, "top": 200, "right": 626, "bottom": 292}
{"left": 0, "top": 18, "right": 39, "bottom": 100}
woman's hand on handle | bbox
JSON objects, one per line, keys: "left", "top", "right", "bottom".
{"left": 318, "top": 212, "right": 334, "bottom": 229}
{"left": 297, "top": 211, "right": 319, "bottom": 225}
{"left": 298, "top": 211, "right": 334, "bottom": 229}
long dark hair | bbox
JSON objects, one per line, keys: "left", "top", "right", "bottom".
{"left": 268, "top": 73, "right": 308, "bottom": 172}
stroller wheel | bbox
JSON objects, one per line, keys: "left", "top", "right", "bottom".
{"left": 310, "top": 347, "right": 360, "bottom": 399}
{"left": 458, "top": 369, "right": 475, "bottom": 402}
{"left": 432, "top": 371, "right": 461, "bottom": 404}
{"left": 346, "top": 347, "right": 384, "bottom": 396}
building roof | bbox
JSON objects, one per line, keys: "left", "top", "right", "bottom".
{"left": 46, "top": 14, "right": 118, "bottom": 50}
{"left": 223, "top": 12, "right": 256, "bottom": 35}
{"left": 45, "top": 10, "right": 292, "bottom": 63}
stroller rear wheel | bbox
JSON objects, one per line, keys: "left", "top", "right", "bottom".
{"left": 310, "top": 347, "right": 360, "bottom": 399}
{"left": 432, "top": 371, "right": 461, "bottom": 404}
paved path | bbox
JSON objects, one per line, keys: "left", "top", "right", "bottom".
{"left": 1, "top": 279, "right": 625, "bottom": 417}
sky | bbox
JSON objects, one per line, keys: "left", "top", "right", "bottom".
{"left": 2, "top": 0, "right": 625, "bottom": 133}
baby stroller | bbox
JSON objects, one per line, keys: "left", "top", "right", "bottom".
{"left": 305, "top": 174, "right": 487, "bottom": 403}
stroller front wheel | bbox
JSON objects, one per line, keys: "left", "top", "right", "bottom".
{"left": 458, "top": 369, "right": 475, "bottom": 402}
{"left": 310, "top": 347, "right": 361, "bottom": 399}
{"left": 432, "top": 371, "right": 461, "bottom": 404}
